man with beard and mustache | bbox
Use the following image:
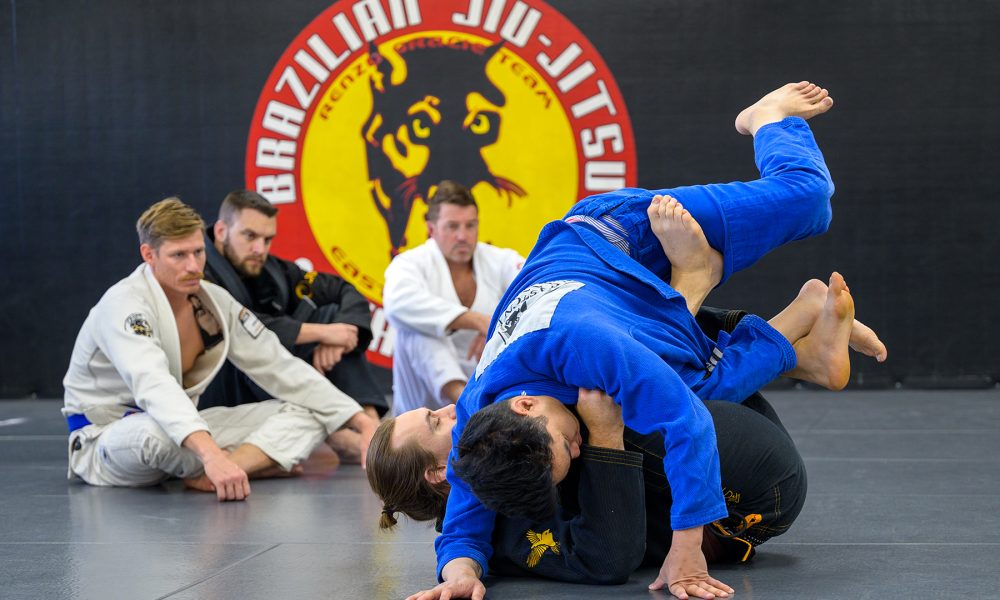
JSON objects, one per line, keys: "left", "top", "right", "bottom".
{"left": 63, "top": 198, "right": 377, "bottom": 498}
{"left": 383, "top": 181, "right": 524, "bottom": 416}
{"left": 200, "top": 190, "right": 388, "bottom": 463}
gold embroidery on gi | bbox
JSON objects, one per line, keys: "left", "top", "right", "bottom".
{"left": 525, "top": 529, "right": 561, "bottom": 568}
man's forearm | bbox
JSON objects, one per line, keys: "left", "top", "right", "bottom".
{"left": 296, "top": 322, "right": 322, "bottom": 344}
{"left": 448, "top": 310, "right": 489, "bottom": 335}
{"left": 182, "top": 430, "right": 225, "bottom": 462}
{"left": 586, "top": 429, "right": 625, "bottom": 450}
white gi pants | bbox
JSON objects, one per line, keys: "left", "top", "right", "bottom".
{"left": 68, "top": 400, "right": 327, "bottom": 487}
{"left": 391, "top": 329, "right": 476, "bottom": 416}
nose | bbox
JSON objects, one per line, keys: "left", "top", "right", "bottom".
{"left": 185, "top": 254, "right": 201, "bottom": 272}
{"left": 436, "top": 404, "right": 457, "bottom": 420}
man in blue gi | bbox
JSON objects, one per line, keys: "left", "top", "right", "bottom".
{"left": 406, "top": 82, "right": 887, "bottom": 600}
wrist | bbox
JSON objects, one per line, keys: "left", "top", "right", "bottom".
{"left": 585, "top": 429, "right": 624, "bottom": 450}
{"left": 671, "top": 526, "right": 704, "bottom": 549}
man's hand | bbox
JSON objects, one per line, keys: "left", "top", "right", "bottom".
{"left": 202, "top": 453, "right": 251, "bottom": 502}
{"left": 320, "top": 323, "right": 358, "bottom": 352}
{"left": 576, "top": 388, "right": 624, "bottom": 450}
{"left": 405, "top": 558, "right": 485, "bottom": 600}
{"left": 649, "top": 527, "right": 734, "bottom": 599}
{"left": 465, "top": 333, "right": 486, "bottom": 362}
{"left": 312, "top": 343, "right": 345, "bottom": 372}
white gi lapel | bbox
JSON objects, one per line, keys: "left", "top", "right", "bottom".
{"left": 427, "top": 239, "right": 462, "bottom": 305}
{"left": 139, "top": 265, "right": 183, "bottom": 383}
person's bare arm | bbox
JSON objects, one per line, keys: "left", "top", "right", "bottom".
{"left": 297, "top": 322, "right": 358, "bottom": 351}
{"left": 448, "top": 310, "right": 490, "bottom": 335}
{"left": 182, "top": 430, "right": 251, "bottom": 502}
{"left": 576, "top": 388, "right": 624, "bottom": 450}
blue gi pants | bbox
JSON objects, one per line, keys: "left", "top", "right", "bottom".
{"left": 565, "top": 117, "right": 833, "bottom": 284}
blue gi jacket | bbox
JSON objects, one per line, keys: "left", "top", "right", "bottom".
{"left": 436, "top": 223, "right": 796, "bottom": 577}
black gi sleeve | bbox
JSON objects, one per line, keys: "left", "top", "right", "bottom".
{"left": 307, "top": 272, "right": 374, "bottom": 352}
{"left": 262, "top": 257, "right": 375, "bottom": 352}
{"left": 487, "top": 445, "right": 647, "bottom": 584}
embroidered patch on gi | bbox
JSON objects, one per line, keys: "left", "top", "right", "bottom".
{"left": 477, "top": 280, "right": 584, "bottom": 377}
{"left": 238, "top": 308, "right": 265, "bottom": 339}
{"left": 124, "top": 313, "right": 153, "bottom": 337}
{"left": 525, "top": 528, "right": 561, "bottom": 568}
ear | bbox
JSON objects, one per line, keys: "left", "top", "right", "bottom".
{"left": 424, "top": 464, "right": 447, "bottom": 485}
{"left": 213, "top": 220, "right": 227, "bottom": 242}
{"left": 509, "top": 395, "right": 536, "bottom": 416}
{"left": 426, "top": 220, "right": 435, "bottom": 239}
{"left": 139, "top": 243, "right": 155, "bottom": 265}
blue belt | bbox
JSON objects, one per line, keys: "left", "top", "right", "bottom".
{"left": 66, "top": 414, "right": 92, "bottom": 433}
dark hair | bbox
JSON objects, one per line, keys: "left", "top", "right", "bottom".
{"left": 425, "top": 180, "right": 477, "bottom": 222}
{"left": 219, "top": 189, "right": 278, "bottom": 225}
{"left": 452, "top": 399, "right": 558, "bottom": 521}
{"left": 366, "top": 417, "right": 450, "bottom": 531}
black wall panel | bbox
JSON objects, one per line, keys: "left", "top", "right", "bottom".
{"left": 1, "top": 0, "right": 997, "bottom": 396}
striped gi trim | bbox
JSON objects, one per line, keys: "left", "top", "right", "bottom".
{"left": 565, "top": 215, "right": 631, "bottom": 255}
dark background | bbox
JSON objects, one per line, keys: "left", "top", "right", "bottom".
{"left": 1, "top": 0, "right": 997, "bottom": 397}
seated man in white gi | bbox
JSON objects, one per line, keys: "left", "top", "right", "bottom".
{"left": 382, "top": 181, "right": 523, "bottom": 415}
{"left": 62, "top": 198, "right": 378, "bottom": 501}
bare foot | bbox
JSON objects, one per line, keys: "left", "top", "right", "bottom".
{"left": 848, "top": 319, "right": 887, "bottom": 362}
{"left": 784, "top": 272, "right": 854, "bottom": 390}
{"left": 327, "top": 427, "right": 363, "bottom": 464}
{"left": 770, "top": 278, "right": 887, "bottom": 363}
{"left": 735, "top": 81, "right": 834, "bottom": 136}
{"left": 647, "top": 195, "right": 722, "bottom": 313}
{"left": 252, "top": 464, "right": 305, "bottom": 479}
{"left": 768, "top": 278, "right": 828, "bottom": 342}
{"left": 184, "top": 474, "right": 216, "bottom": 493}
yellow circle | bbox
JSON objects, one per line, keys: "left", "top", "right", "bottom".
{"left": 301, "top": 31, "right": 577, "bottom": 304}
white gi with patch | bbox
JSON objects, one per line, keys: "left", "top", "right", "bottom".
{"left": 383, "top": 239, "right": 523, "bottom": 415}
{"left": 62, "top": 264, "right": 365, "bottom": 486}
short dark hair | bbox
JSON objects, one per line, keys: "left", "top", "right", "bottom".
{"left": 452, "top": 399, "right": 558, "bottom": 521}
{"left": 425, "top": 180, "right": 477, "bottom": 222}
{"left": 219, "top": 189, "right": 278, "bottom": 225}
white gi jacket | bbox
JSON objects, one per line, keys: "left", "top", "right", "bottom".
{"left": 383, "top": 239, "right": 523, "bottom": 410}
{"left": 62, "top": 264, "right": 363, "bottom": 447}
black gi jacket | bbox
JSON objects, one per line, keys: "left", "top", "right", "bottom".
{"left": 488, "top": 444, "right": 647, "bottom": 584}
{"left": 201, "top": 231, "right": 387, "bottom": 413}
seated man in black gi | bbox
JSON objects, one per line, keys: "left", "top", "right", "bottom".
{"left": 200, "top": 189, "right": 387, "bottom": 462}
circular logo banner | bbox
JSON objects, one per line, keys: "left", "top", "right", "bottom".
{"left": 246, "top": 0, "right": 636, "bottom": 366}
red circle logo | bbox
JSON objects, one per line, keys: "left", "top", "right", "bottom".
{"left": 246, "top": 0, "right": 636, "bottom": 367}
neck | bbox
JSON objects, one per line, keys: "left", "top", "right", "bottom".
{"left": 447, "top": 258, "right": 474, "bottom": 276}
{"left": 163, "top": 288, "right": 191, "bottom": 313}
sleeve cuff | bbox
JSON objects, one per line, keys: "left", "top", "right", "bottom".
{"left": 580, "top": 445, "right": 644, "bottom": 468}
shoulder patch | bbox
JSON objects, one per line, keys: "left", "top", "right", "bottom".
{"left": 238, "top": 308, "right": 266, "bottom": 339}
{"left": 476, "top": 280, "right": 584, "bottom": 377}
{"left": 124, "top": 313, "right": 153, "bottom": 337}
